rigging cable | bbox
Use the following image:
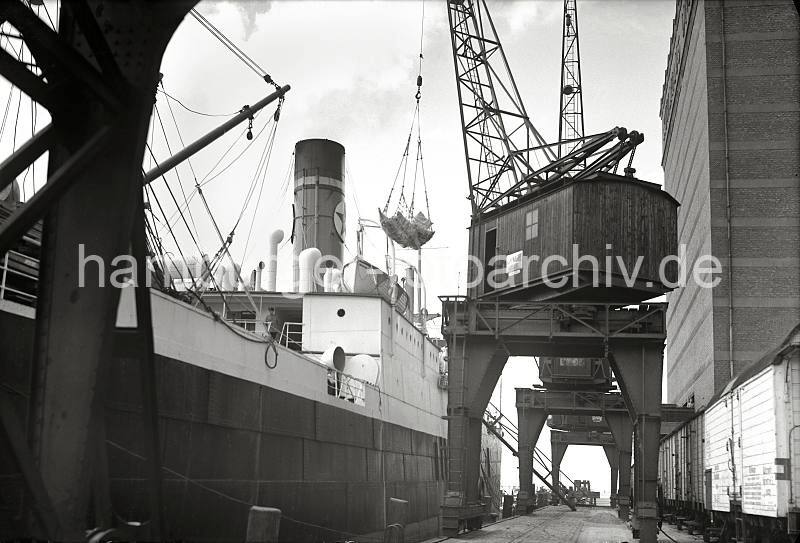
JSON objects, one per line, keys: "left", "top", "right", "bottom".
{"left": 189, "top": 8, "right": 281, "bottom": 89}
{"left": 158, "top": 121, "right": 253, "bottom": 233}
{"left": 144, "top": 166, "right": 234, "bottom": 318}
{"left": 157, "top": 87, "right": 239, "bottom": 118}
{"left": 153, "top": 103, "right": 201, "bottom": 241}
{"left": 193, "top": 110, "right": 278, "bottom": 300}
{"left": 238, "top": 102, "right": 284, "bottom": 270}
{"left": 144, "top": 144, "right": 227, "bottom": 303}
{"left": 198, "top": 116, "right": 266, "bottom": 186}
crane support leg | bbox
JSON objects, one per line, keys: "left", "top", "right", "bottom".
{"left": 603, "top": 445, "right": 619, "bottom": 508}
{"left": 608, "top": 341, "right": 664, "bottom": 543}
{"left": 551, "top": 440, "right": 569, "bottom": 499}
{"left": 442, "top": 337, "right": 507, "bottom": 534}
{"left": 606, "top": 412, "right": 633, "bottom": 520}
{"left": 516, "top": 407, "right": 547, "bottom": 512}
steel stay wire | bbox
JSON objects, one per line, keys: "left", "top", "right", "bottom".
{"left": 157, "top": 87, "right": 239, "bottom": 118}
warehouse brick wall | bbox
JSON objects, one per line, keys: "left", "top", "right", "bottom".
{"left": 661, "top": 0, "right": 800, "bottom": 408}
{"left": 661, "top": 0, "right": 716, "bottom": 408}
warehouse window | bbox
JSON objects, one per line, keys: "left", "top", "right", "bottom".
{"left": 525, "top": 209, "right": 539, "bottom": 240}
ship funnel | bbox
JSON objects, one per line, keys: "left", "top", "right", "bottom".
{"left": 298, "top": 247, "right": 321, "bottom": 293}
{"left": 265, "top": 229, "right": 284, "bottom": 291}
{"left": 292, "top": 139, "right": 345, "bottom": 285}
{"left": 319, "top": 345, "right": 345, "bottom": 372}
{"left": 255, "top": 261, "right": 265, "bottom": 291}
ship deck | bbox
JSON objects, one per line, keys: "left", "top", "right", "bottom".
{"left": 422, "top": 506, "right": 703, "bottom": 543}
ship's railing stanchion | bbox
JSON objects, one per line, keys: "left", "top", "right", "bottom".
{"left": 326, "top": 369, "right": 367, "bottom": 406}
{"left": 279, "top": 321, "right": 303, "bottom": 350}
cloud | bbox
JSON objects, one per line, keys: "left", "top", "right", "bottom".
{"left": 199, "top": 0, "right": 273, "bottom": 40}
{"left": 495, "top": 1, "right": 563, "bottom": 35}
{"left": 234, "top": 0, "right": 273, "bottom": 40}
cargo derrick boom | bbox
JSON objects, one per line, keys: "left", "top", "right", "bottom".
{"left": 447, "top": 0, "right": 642, "bottom": 216}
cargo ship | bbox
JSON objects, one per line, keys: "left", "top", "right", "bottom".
{"left": 0, "top": 139, "right": 501, "bottom": 541}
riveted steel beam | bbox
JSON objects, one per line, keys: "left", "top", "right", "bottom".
{"left": 0, "top": 127, "right": 111, "bottom": 254}
{"left": 550, "top": 430, "right": 615, "bottom": 446}
{"left": 9, "top": 2, "right": 198, "bottom": 538}
{"left": 0, "top": 124, "right": 54, "bottom": 192}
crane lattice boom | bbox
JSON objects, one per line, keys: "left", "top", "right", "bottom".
{"left": 447, "top": 0, "right": 643, "bottom": 215}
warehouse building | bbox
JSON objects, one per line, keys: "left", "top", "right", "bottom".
{"left": 660, "top": 0, "right": 800, "bottom": 408}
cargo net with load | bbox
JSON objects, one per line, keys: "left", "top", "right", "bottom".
{"left": 379, "top": 209, "right": 433, "bottom": 250}
{"left": 380, "top": 57, "right": 434, "bottom": 251}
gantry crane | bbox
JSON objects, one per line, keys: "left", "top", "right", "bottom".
{"left": 447, "top": 0, "right": 642, "bottom": 217}
{"left": 444, "top": 0, "right": 647, "bottom": 533}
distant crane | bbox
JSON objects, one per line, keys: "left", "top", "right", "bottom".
{"left": 446, "top": 0, "right": 642, "bottom": 216}
{"left": 558, "top": 0, "right": 585, "bottom": 159}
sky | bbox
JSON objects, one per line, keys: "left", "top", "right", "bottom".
{"left": 0, "top": 0, "right": 678, "bottom": 497}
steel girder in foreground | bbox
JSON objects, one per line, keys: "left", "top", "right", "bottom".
{"left": 0, "top": 2, "right": 195, "bottom": 538}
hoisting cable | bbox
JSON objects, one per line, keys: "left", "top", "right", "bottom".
{"left": 406, "top": 0, "right": 426, "bottom": 215}
{"left": 379, "top": 0, "right": 434, "bottom": 251}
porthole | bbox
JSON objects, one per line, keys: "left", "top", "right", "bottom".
{"left": 337, "top": 308, "right": 346, "bottom": 317}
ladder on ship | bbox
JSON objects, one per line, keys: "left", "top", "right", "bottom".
{"left": 482, "top": 402, "right": 576, "bottom": 510}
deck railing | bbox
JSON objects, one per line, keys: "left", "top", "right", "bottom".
{"left": 278, "top": 321, "right": 302, "bottom": 350}
{"left": 1, "top": 249, "right": 38, "bottom": 307}
{"left": 326, "top": 369, "right": 366, "bottom": 406}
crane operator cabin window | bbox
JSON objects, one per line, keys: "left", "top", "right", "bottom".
{"left": 525, "top": 209, "right": 539, "bottom": 240}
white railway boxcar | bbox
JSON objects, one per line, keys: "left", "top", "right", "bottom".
{"left": 659, "top": 325, "right": 799, "bottom": 542}
{"left": 704, "top": 343, "right": 798, "bottom": 519}
{"left": 703, "top": 326, "right": 800, "bottom": 537}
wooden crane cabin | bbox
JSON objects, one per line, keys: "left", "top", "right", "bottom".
{"left": 467, "top": 172, "right": 680, "bottom": 303}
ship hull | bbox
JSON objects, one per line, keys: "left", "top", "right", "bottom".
{"left": 0, "top": 310, "right": 447, "bottom": 541}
